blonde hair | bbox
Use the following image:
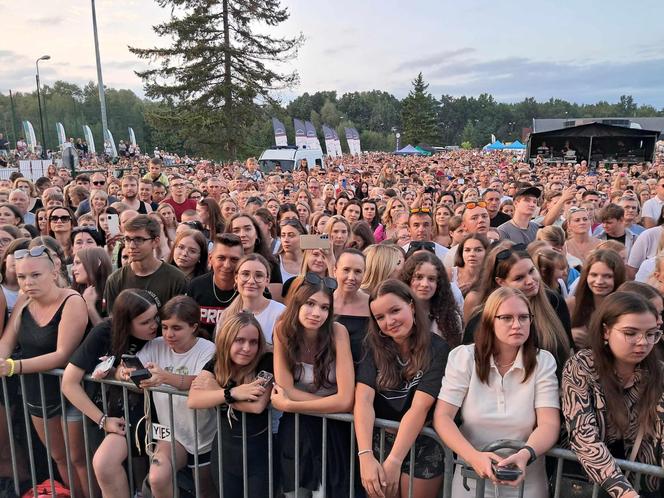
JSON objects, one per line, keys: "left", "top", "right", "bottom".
{"left": 361, "top": 244, "right": 405, "bottom": 292}
{"left": 214, "top": 312, "right": 266, "bottom": 388}
{"left": 381, "top": 197, "right": 406, "bottom": 227}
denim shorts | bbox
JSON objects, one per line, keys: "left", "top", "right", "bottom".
{"left": 372, "top": 430, "right": 444, "bottom": 479}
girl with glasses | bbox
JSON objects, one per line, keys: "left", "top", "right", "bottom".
{"left": 435, "top": 287, "right": 560, "bottom": 498}
{"left": 47, "top": 206, "right": 77, "bottom": 263}
{"left": 271, "top": 274, "right": 354, "bottom": 497}
{"left": 221, "top": 254, "right": 285, "bottom": 345}
{"left": 562, "top": 292, "right": 664, "bottom": 498}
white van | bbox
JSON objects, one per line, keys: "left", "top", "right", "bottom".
{"left": 258, "top": 145, "right": 324, "bottom": 173}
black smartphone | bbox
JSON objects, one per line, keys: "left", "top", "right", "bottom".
{"left": 121, "top": 354, "right": 145, "bottom": 370}
{"left": 130, "top": 369, "right": 152, "bottom": 388}
{"left": 491, "top": 463, "right": 522, "bottom": 481}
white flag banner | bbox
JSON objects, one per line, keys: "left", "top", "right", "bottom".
{"left": 104, "top": 129, "right": 118, "bottom": 158}
{"left": 271, "top": 118, "right": 288, "bottom": 147}
{"left": 293, "top": 119, "right": 307, "bottom": 148}
{"left": 83, "top": 125, "right": 96, "bottom": 154}
{"left": 22, "top": 121, "right": 37, "bottom": 152}
{"left": 128, "top": 127, "right": 137, "bottom": 147}
{"left": 56, "top": 122, "right": 67, "bottom": 149}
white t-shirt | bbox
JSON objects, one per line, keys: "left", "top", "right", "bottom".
{"left": 137, "top": 337, "right": 216, "bottom": 454}
{"left": 254, "top": 299, "right": 286, "bottom": 344}
{"left": 635, "top": 256, "right": 657, "bottom": 283}
{"left": 443, "top": 245, "right": 458, "bottom": 269}
{"left": 627, "top": 226, "right": 662, "bottom": 269}
{"left": 641, "top": 196, "right": 664, "bottom": 221}
{"left": 439, "top": 345, "right": 559, "bottom": 498}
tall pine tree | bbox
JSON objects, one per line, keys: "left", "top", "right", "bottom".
{"left": 401, "top": 73, "right": 439, "bottom": 146}
{"left": 129, "top": 0, "right": 303, "bottom": 158}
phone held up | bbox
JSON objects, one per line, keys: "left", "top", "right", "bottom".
{"left": 121, "top": 354, "right": 152, "bottom": 387}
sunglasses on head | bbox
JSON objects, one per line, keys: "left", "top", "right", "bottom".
{"left": 304, "top": 272, "right": 337, "bottom": 291}
{"left": 494, "top": 243, "right": 527, "bottom": 269}
{"left": 464, "top": 201, "right": 487, "bottom": 209}
{"left": 15, "top": 245, "right": 54, "bottom": 264}
{"left": 409, "top": 208, "right": 431, "bottom": 215}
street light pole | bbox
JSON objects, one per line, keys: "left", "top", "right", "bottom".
{"left": 91, "top": 0, "right": 109, "bottom": 141}
{"left": 35, "top": 55, "right": 50, "bottom": 159}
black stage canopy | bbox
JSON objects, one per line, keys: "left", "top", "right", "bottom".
{"left": 527, "top": 122, "right": 660, "bottom": 165}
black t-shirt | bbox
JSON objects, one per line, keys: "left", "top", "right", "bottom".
{"left": 267, "top": 258, "right": 282, "bottom": 284}
{"left": 356, "top": 334, "right": 449, "bottom": 422}
{"left": 606, "top": 232, "right": 626, "bottom": 245}
{"left": 187, "top": 272, "right": 237, "bottom": 338}
{"left": 69, "top": 320, "right": 149, "bottom": 373}
{"left": 203, "top": 352, "right": 273, "bottom": 437}
{"left": 490, "top": 211, "right": 511, "bottom": 228}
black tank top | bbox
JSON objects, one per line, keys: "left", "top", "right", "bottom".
{"left": 17, "top": 294, "right": 82, "bottom": 409}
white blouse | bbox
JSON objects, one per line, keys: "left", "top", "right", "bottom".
{"left": 438, "top": 345, "right": 559, "bottom": 498}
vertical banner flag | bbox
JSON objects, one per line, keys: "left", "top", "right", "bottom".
{"left": 353, "top": 128, "right": 362, "bottom": 154}
{"left": 344, "top": 128, "right": 356, "bottom": 155}
{"left": 271, "top": 118, "right": 288, "bottom": 147}
{"left": 305, "top": 121, "right": 321, "bottom": 150}
{"left": 56, "top": 122, "right": 67, "bottom": 148}
{"left": 323, "top": 125, "right": 335, "bottom": 156}
{"left": 104, "top": 129, "right": 118, "bottom": 158}
{"left": 128, "top": 127, "right": 137, "bottom": 147}
{"left": 332, "top": 128, "right": 342, "bottom": 157}
{"left": 22, "top": 121, "right": 37, "bottom": 152}
{"left": 293, "top": 119, "right": 307, "bottom": 148}
{"left": 83, "top": 125, "right": 96, "bottom": 154}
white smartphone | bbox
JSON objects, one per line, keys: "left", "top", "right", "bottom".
{"left": 106, "top": 214, "right": 120, "bottom": 238}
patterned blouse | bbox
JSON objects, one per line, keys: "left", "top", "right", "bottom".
{"left": 562, "top": 349, "right": 663, "bottom": 497}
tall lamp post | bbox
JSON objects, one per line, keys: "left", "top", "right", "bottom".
{"left": 35, "top": 55, "right": 50, "bottom": 159}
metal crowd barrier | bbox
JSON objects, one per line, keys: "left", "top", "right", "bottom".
{"left": 1, "top": 370, "right": 663, "bottom": 498}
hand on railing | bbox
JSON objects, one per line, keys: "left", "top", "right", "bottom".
{"left": 231, "top": 378, "right": 267, "bottom": 402}
{"left": 493, "top": 450, "right": 529, "bottom": 487}
{"left": 467, "top": 451, "right": 502, "bottom": 482}
{"left": 270, "top": 384, "right": 290, "bottom": 410}
{"left": 104, "top": 416, "right": 127, "bottom": 436}
{"left": 359, "top": 452, "right": 387, "bottom": 498}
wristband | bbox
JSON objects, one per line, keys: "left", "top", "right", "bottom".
{"left": 98, "top": 414, "right": 107, "bottom": 431}
{"left": 6, "top": 359, "right": 14, "bottom": 377}
{"left": 523, "top": 445, "right": 537, "bottom": 466}
{"left": 357, "top": 449, "right": 373, "bottom": 457}
{"left": 224, "top": 381, "right": 237, "bottom": 404}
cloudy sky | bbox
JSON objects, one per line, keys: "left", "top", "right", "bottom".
{"left": 2, "top": 0, "right": 663, "bottom": 107}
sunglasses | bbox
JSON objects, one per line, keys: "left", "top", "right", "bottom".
{"left": 92, "top": 181, "right": 106, "bottom": 186}
{"left": 409, "top": 241, "right": 436, "bottom": 254}
{"left": 15, "top": 245, "right": 54, "bottom": 264}
{"left": 50, "top": 215, "right": 72, "bottom": 223}
{"left": 304, "top": 272, "right": 338, "bottom": 291}
{"left": 464, "top": 201, "right": 487, "bottom": 209}
{"left": 409, "top": 208, "right": 432, "bottom": 215}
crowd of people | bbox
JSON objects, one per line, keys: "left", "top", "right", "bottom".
{"left": 0, "top": 144, "right": 662, "bottom": 498}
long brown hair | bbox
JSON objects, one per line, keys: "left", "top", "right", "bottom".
{"left": 474, "top": 241, "right": 571, "bottom": 366}
{"left": 588, "top": 292, "right": 663, "bottom": 436}
{"left": 572, "top": 249, "right": 626, "bottom": 329}
{"left": 221, "top": 254, "right": 271, "bottom": 319}
{"left": 274, "top": 275, "right": 336, "bottom": 391}
{"left": 475, "top": 287, "right": 537, "bottom": 384}
{"left": 214, "top": 312, "right": 266, "bottom": 387}
{"left": 110, "top": 289, "right": 158, "bottom": 357}
{"left": 367, "top": 279, "right": 431, "bottom": 390}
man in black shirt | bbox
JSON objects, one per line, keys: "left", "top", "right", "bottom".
{"left": 483, "top": 188, "right": 511, "bottom": 227}
{"left": 187, "top": 233, "right": 244, "bottom": 337}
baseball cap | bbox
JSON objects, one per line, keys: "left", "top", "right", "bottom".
{"left": 514, "top": 186, "right": 542, "bottom": 200}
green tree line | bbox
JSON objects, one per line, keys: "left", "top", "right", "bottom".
{"left": 1, "top": 75, "right": 662, "bottom": 158}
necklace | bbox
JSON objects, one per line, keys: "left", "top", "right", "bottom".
{"left": 494, "top": 356, "right": 516, "bottom": 368}
{"left": 397, "top": 355, "right": 410, "bottom": 367}
{"left": 212, "top": 279, "right": 237, "bottom": 305}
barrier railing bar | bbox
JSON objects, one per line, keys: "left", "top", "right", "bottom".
{"left": 407, "top": 445, "right": 415, "bottom": 498}
{"left": 37, "top": 373, "right": 56, "bottom": 497}
{"left": 215, "top": 407, "right": 224, "bottom": 498}
{"left": 168, "top": 392, "right": 178, "bottom": 498}
{"left": 18, "top": 376, "right": 37, "bottom": 497}
{"left": 58, "top": 376, "right": 75, "bottom": 498}
{"left": 294, "top": 412, "right": 300, "bottom": 498}
{"left": 321, "top": 415, "right": 327, "bottom": 498}
{"left": 553, "top": 455, "right": 563, "bottom": 498}
{"left": 267, "top": 407, "right": 273, "bottom": 498}
{"left": 192, "top": 407, "right": 200, "bottom": 498}
{"left": 241, "top": 411, "right": 248, "bottom": 498}
{"left": 2, "top": 376, "right": 21, "bottom": 497}
{"left": 121, "top": 385, "right": 134, "bottom": 498}
{"left": 348, "top": 420, "right": 355, "bottom": 498}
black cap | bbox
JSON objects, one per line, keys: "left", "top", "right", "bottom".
{"left": 514, "top": 186, "right": 541, "bottom": 200}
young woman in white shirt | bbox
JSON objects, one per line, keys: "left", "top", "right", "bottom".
{"left": 434, "top": 287, "right": 560, "bottom": 498}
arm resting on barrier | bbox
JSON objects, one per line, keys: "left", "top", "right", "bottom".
{"left": 62, "top": 363, "right": 105, "bottom": 425}
{"left": 189, "top": 370, "right": 272, "bottom": 414}
{"left": 0, "top": 293, "right": 26, "bottom": 359}
{"left": 354, "top": 382, "right": 387, "bottom": 498}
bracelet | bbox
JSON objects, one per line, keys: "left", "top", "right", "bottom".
{"left": 224, "top": 386, "right": 237, "bottom": 404}
{"left": 98, "top": 414, "right": 107, "bottom": 431}
{"left": 6, "top": 359, "right": 14, "bottom": 377}
{"left": 523, "top": 445, "right": 537, "bottom": 466}
{"left": 357, "top": 449, "right": 373, "bottom": 457}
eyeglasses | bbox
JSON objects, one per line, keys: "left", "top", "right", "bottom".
{"left": 304, "top": 272, "right": 338, "bottom": 290}
{"left": 615, "top": 328, "right": 663, "bottom": 345}
{"left": 464, "top": 201, "right": 487, "bottom": 209}
{"left": 237, "top": 270, "right": 267, "bottom": 284}
{"left": 49, "top": 215, "right": 72, "bottom": 223}
{"left": 409, "top": 208, "right": 432, "bottom": 215}
{"left": 92, "top": 180, "right": 106, "bottom": 186}
{"left": 15, "top": 245, "right": 54, "bottom": 265}
{"left": 122, "top": 236, "right": 154, "bottom": 246}
{"left": 495, "top": 314, "right": 533, "bottom": 326}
